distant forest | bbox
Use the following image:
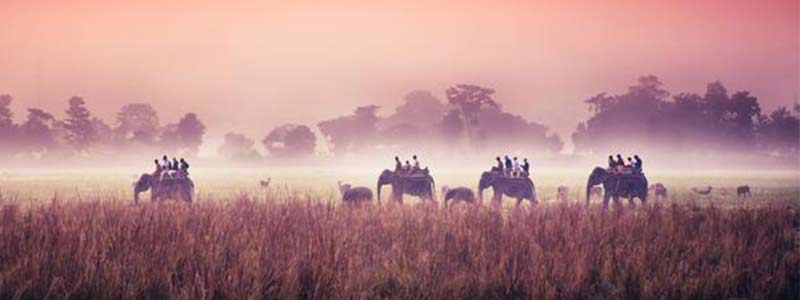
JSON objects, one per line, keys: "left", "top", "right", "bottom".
{"left": 0, "top": 75, "right": 797, "bottom": 163}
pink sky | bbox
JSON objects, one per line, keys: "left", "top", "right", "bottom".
{"left": 1, "top": 0, "right": 797, "bottom": 152}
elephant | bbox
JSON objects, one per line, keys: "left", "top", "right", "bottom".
{"left": 441, "top": 186, "right": 477, "bottom": 208}
{"left": 133, "top": 173, "right": 194, "bottom": 204}
{"left": 377, "top": 169, "right": 436, "bottom": 204}
{"left": 478, "top": 171, "right": 537, "bottom": 207}
{"left": 586, "top": 167, "right": 648, "bottom": 209}
{"left": 340, "top": 186, "right": 374, "bottom": 206}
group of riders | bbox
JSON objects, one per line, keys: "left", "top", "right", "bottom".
{"left": 492, "top": 155, "right": 532, "bottom": 178}
{"left": 153, "top": 155, "right": 191, "bottom": 180}
{"left": 393, "top": 155, "right": 428, "bottom": 176}
{"left": 148, "top": 153, "right": 639, "bottom": 181}
{"left": 608, "top": 154, "right": 644, "bottom": 174}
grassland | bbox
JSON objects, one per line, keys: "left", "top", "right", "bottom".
{"left": 0, "top": 168, "right": 798, "bottom": 300}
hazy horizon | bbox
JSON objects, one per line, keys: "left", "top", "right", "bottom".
{"left": 1, "top": 0, "right": 798, "bottom": 154}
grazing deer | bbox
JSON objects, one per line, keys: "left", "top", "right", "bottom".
{"left": 556, "top": 186, "right": 569, "bottom": 202}
{"left": 259, "top": 178, "right": 271, "bottom": 189}
{"left": 649, "top": 183, "right": 667, "bottom": 201}
{"left": 692, "top": 186, "right": 713, "bottom": 195}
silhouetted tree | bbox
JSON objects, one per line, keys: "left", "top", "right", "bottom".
{"left": 571, "top": 122, "right": 589, "bottom": 154}
{"left": 63, "top": 97, "right": 96, "bottom": 152}
{"left": 116, "top": 103, "right": 160, "bottom": 144}
{"left": 19, "top": 108, "right": 56, "bottom": 155}
{"left": 474, "top": 106, "right": 550, "bottom": 151}
{"left": 381, "top": 90, "right": 445, "bottom": 129}
{"left": 445, "top": 84, "right": 499, "bottom": 145}
{"left": 159, "top": 113, "right": 205, "bottom": 155}
{"left": 759, "top": 106, "right": 799, "bottom": 156}
{"left": 218, "top": 132, "right": 262, "bottom": 162}
{"left": 0, "top": 95, "right": 17, "bottom": 154}
{"left": 176, "top": 113, "right": 205, "bottom": 155}
{"left": 439, "top": 109, "right": 464, "bottom": 143}
{"left": 263, "top": 124, "right": 316, "bottom": 158}
{"left": 572, "top": 76, "right": 785, "bottom": 156}
{"left": 546, "top": 133, "right": 564, "bottom": 153}
{"left": 725, "top": 91, "right": 761, "bottom": 148}
{"left": 318, "top": 105, "right": 380, "bottom": 155}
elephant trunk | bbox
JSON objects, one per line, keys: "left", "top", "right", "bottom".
{"left": 586, "top": 183, "right": 592, "bottom": 204}
{"left": 133, "top": 174, "right": 152, "bottom": 205}
{"left": 377, "top": 181, "right": 383, "bottom": 205}
{"left": 430, "top": 178, "right": 436, "bottom": 203}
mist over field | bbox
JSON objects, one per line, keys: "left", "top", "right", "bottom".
{"left": 1, "top": 1, "right": 798, "bottom": 299}
{"left": 1, "top": 78, "right": 798, "bottom": 172}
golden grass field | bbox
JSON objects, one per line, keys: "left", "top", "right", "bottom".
{"left": 0, "top": 168, "right": 798, "bottom": 300}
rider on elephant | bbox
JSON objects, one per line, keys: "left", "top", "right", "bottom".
{"left": 633, "top": 155, "right": 643, "bottom": 174}
{"left": 394, "top": 156, "right": 402, "bottom": 172}
{"left": 153, "top": 159, "right": 163, "bottom": 178}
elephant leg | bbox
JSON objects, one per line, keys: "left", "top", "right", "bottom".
{"left": 602, "top": 193, "right": 611, "bottom": 210}
{"left": 183, "top": 189, "right": 193, "bottom": 204}
{"left": 515, "top": 198, "right": 522, "bottom": 208}
{"left": 628, "top": 197, "right": 636, "bottom": 209}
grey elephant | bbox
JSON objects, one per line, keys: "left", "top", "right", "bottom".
{"left": 441, "top": 185, "right": 477, "bottom": 208}
{"left": 134, "top": 173, "right": 194, "bottom": 204}
{"left": 377, "top": 169, "right": 436, "bottom": 204}
{"left": 478, "top": 171, "right": 537, "bottom": 207}
{"left": 340, "top": 185, "right": 373, "bottom": 207}
{"left": 736, "top": 185, "right": 751, "bottom": 198}
{"left": 586, "top": 167, "right": 648, "bottom": 209}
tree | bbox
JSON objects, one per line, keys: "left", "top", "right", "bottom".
{"left": 759, "top": 106, "right": 799, "bottom": 156}
{"left": 63, "top": 97, "right": 96, "bottom": 152}
{"left": 159, "top": 113, "right": 205, "bottom": 155}
{"left": 263, "top": 124, "right": 316, "bottom": 158}
{"left": 546, "top": 133, "right": 564, "bottom": 153}
{"left": 0, "top": 95, "right": 17, "bottom": 154}
{"left": 175, "top": 113, "right": 205, "bottom": 155}
{"left": 440, "top": 109, "right": 465, "bottom": 142}
{"left": 585, "top": 93, "right": 615, "bottom": 113}
{"left": 445, "top": 84, "right": 499, "bottom": 145}
{"left": 19, "top": 108, "right": 56, "bottom": 154}
{"left": 725, "top": 91, "right": 760, "bottom": 148}
{"left": 381, "top": 90, "right": 445, "bottom": 129}
{"left": 318, "top": 106, "right": 381, "bottom": 155}
{"left": 571, "top": 122, "right": 589, "bottom": 154}
{"left": 218, "top": 132, "right": 262, "bottom": 162}
{"left": 116, "top": 103, "right": 160, "bottom": 144}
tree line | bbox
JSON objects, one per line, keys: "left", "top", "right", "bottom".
{"left": 0, "top": 97, "right": 206, "bottom": 161}
{"left": 219, "top": 86, "right": 563, "bottom": 162}
{"left": 571, "top": 75, "right": 799, "bottom": 157}
{"left": 1, "top": 76, "right": 796, "bottom": 164}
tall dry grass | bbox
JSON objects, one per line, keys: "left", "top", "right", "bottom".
{"left": 0, "top": 197, "right": 797, "bottom": 300}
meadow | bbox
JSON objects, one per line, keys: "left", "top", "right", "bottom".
{"left": 0, "top": 168, "right": 798, "bottom": 300}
